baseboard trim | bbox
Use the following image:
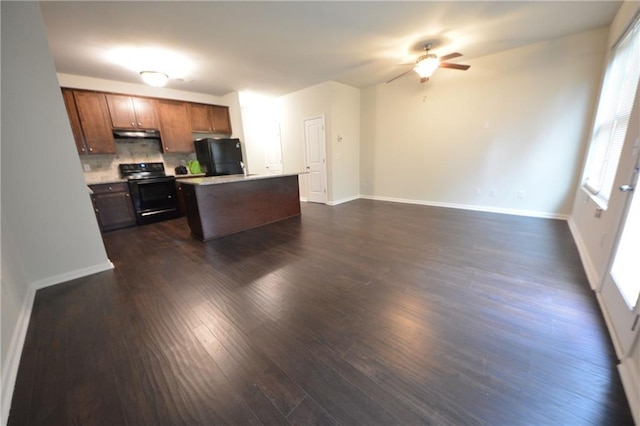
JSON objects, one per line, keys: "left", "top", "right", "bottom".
{"left": 595, "top": 291, "right": 624, "bottom": 360}
{"left": 31, "top": 261, "right": 114, "bottom": 290}
{"left": 619, "top": 357, "right": 640, "bottom": 425}
{"left": 327, "top": 195, "right": 360, "bottom": 206}
{"left": 359, "top": 195, "right": 569, "bottom": 220}
{"left": 0, "top": 260, "right": 113, "bottom": 425}
{"left": 567, "top": 216, "right": 600, "bottom": 290}
{"left": 1, "top": 284, "right": 36, "bottom": 426}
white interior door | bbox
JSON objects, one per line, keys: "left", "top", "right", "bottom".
{"left": 304, "top": 116, "right": 327, "bottom": 204}
{"left": 265, "top": 123, "right": 283, "bottom": 174}
{"left": 601, "top": 157, "right": 640, "bottom": 357}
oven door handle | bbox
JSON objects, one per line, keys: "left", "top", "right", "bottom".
{"left": 140, "top": 208, "right": 178, "bottom": 217}
{"left": 131, "top": 177, "right": 176, "bottom": 185}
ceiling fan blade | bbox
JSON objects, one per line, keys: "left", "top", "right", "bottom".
{"left": 386, "top": 68, "right": 414, "bottom": 83}
{"left": 439, "top": 52, "right": 462, "bottom": 61}
{"left": 439, "top": 62, "right": 470, "bottom": 71}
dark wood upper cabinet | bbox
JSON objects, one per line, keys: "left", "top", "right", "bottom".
{"left": 157, "top": 100, "right": 194, "bottom": 153}
{"left": 106, "top": 94, "right": 158, "bottom": 129}
{"left": 132, "top": 97, "right": 159, "bottom": 128}
{"left": 61, "top": 88, "right": 231, "bottom": 156}
{"left": 210, "top": 105, "right": 232, "bottom": 135}
{"left": 61, "top": 88, "right": 87, "bottom": 155}
{"left": 188, "top": 103, "right": 213, "bottom": 133}
{"left": 73, "top": 90, "right": 116, "bottom": 154}
{"left": 188, "top": 103, "right": 232, "bottom": 135}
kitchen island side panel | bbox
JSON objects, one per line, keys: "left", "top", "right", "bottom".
{"left": 184, "top": 175, "right": 301, "bottom": 241}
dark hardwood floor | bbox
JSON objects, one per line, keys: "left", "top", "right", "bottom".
{"left": 9, "top": 200, "right": 634, "bottom": 425}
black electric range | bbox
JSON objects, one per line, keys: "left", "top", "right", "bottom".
{"left": 119, "top": 162, "right": 180, "bottom": 225}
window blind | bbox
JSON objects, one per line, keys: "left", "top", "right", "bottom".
{"left": 582, "top": 16, "right": 640, "bottom": 206}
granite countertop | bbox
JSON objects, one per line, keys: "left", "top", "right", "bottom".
{"left": 174, "top": 173, "right": 206, "bottom": 178}
{"left": 85, "top": 178, "right": 127, "bottom": 186}
{"left": 85, "top": 173, "right": 205, "bottom": 186}
{"left": 177, "top": 172, "right": 304, "bottom": 186}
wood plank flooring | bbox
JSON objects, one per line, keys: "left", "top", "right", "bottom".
{"left": 8, "top": 200, "right": 634, "bottom": 425}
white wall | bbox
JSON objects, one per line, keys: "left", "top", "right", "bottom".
{"left": 278, "top": 82, "right": 332, "bottom": 200}
{"left": 239, "top": 94, "right": 282, "bottom": 175}
{"left": 1, "top": 3, "right": 112, "bottom": 423}
{"left": 360, "top": 27, "right": 609, "bottom": 218}
{"left": 277, "top": 81, "right": 360, "bottom": 203}
{"left": 221, "top": 91, "right": 245, "bottom": 143}
{"left": 328, "top": 82, "right": 360, "bottom": 204}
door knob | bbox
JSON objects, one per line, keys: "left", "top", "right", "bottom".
{"left": 619, "top": 185, "right": 635, "bottom": 192}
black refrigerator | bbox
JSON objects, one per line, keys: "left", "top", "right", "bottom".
{"left": 194, "top": 138, "right": 244, "bottom": 176}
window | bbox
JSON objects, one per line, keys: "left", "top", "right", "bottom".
{"left": 582, "top": 15, "right": 640, "bottom": 207}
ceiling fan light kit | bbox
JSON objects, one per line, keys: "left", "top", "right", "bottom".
{"left": 413, "top": 54, "right": 440, "bottom": 79}
{"left": 140, "top": 71, "right": 169, "bottom": 87}
{"left": 387, "top": 43, "right": 470, "bottom": 84}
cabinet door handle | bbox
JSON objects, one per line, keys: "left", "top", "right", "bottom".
{"left": 138, "top": 122, "right": 141, "bottom": 126}
{"left": 89, "top": 147, "right": 93, "bottom": 152}
{"left": 131, "top": 122, "right": 135, "bottom": 126}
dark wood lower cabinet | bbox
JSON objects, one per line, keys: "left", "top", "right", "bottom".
{"left": 181, "top": 175, "right": 301, "bottom": 241}
{"left": 89, "top": 183, "right": 136, "bottom": 232}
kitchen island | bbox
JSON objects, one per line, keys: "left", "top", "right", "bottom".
{"left": 177, "top": 173, "right": 303, "bottom": 241}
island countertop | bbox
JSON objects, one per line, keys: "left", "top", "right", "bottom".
{"left": 177, "top": 172, "right": 304, "bottom": 186}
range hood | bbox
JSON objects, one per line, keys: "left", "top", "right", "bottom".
{"left": 113, "top": 129, "right": 161, "bottom": 139}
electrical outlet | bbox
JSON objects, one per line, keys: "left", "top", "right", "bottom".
{"left": 517, "top": 190, "right": 525, "bottom": 199}
{"left": 83, "top": 163, "right": 91, "bottom": 172}
{"left": 489, "top": 188, "right": 497, "bottom": 197}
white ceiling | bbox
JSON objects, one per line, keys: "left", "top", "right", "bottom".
{"left": 39, "top": 1, "right": 621, "bottom": 97}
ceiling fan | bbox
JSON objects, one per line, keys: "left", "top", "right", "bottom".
{"left": 387, "top": 43, "right": 470, "bottom": 84}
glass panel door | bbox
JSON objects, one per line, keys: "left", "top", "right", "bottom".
{"left": 610, "top": 183, "right": 640, "bottom": 309}
{"left": 601, "top": 158, "right": 640, "bottom": 357}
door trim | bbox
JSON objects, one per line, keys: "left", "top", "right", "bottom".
{"left": 303, "top": 115, "right": 328, "bottom": 204}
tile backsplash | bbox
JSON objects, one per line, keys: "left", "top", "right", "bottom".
{"left": 82, "top": 139, "right": 196, "bottom": 184}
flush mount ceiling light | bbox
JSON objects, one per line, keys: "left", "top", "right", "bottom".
{"left": 108, "top": 47, "right": 194, "bottom": 87}
{"left": 140, "top": 71, "right": 168, "bottom": 87}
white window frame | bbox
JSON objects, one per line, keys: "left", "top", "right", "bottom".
{"left": 582, "top": 14, "right": 640, "bottom": 208}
